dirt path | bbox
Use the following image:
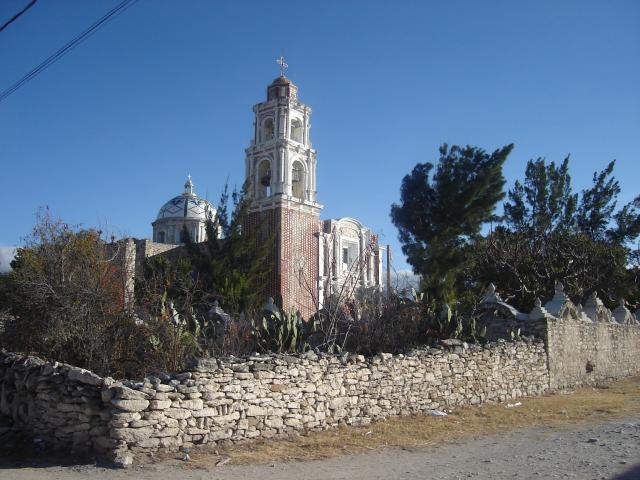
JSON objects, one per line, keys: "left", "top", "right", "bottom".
{"left": 2, "top": 417, "right": 639, "bottom": 480}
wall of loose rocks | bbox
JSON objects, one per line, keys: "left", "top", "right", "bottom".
{"left": 3, "top": 282, "right": 639, "bottom": 466}
{"left": 0, "top": 353, "right": 110, "bottom": 454}
{"left": 1, "top": 341, "right": 548, "bottom": 465}
{"left": 546, "top": 318, "right": 640, "bottom": 389}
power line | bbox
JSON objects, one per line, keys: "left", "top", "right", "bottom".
{"left": 0, "top": 0, "right": 38, "bottom": 33}
{"left": 0, "top": 0, "right": 139, "bottom": 104}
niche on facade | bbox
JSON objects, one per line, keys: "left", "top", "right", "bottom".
{"left": 290, "top": 118, "right": 303, "bottom": 143}
{"left": 341, "top": 239, "right": 359, "bottom": 273}
{"left": 262, "top": 118, "right": 275, "bottom": 142}
{"left": 291, "top": 161, "right": 305, "bottom": 200}
{"left": 257, "top": 160, "right": 272, "bottom": 198}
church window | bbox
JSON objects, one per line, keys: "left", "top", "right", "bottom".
{"left": 291, "top": 161, "right": 305, "bottom": 199}
{"left": 157, "top": 231, "right": 165, "bottom": 243}
{"left": 257, "top": 160, "right": 272, "bottom": 198}
{"left": 262, "top": 118, "right": 274, "bottom": 141}
{"left": 341, "top": 240, "right": 359, "bottom": 272}
{"left": 290, "top": 118, "right": 303, "bottom": 143}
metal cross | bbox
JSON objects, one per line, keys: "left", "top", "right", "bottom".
{"left": 276, "top": 56, "right": 288, "bottom": 76}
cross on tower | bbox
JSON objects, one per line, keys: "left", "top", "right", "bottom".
{"left": 276, "top": 56, "right": 288, "bottom": 76}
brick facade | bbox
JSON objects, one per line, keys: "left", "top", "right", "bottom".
{"left": 247, "top": 205, "right": 321, "bottom": 319}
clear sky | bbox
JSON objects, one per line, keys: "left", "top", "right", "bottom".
{"left": 1, "top": 0, "right": 639, "bottom": 272}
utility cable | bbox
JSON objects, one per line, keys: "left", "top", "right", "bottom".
{"left": 0, "top": 0, "right": 38, "bottom": 33}
{"left": 0, "top": 0, "right": 139, "bottom": 104}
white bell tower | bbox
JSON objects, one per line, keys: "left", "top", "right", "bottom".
{"left": 244, "top": 58, "right": 320, "bottom": 209}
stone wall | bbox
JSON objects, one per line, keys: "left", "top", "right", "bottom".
{"left": 477, "top": 281, "right": 640, "bottom": 389}
{"left": 0, "top": 353, "right": 110, "bottom": 454}
{"left": 1, "top": 341, "right": 548, "bottom": 465}
{"left": 2, "top": 280, "right": 639, "bottom": 466}
{"left": 546, "top": 319, "right": 640, "bottom": 389}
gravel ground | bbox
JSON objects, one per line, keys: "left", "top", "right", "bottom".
{"left": 2, "top": 417, "right": 639, "bottom": 480}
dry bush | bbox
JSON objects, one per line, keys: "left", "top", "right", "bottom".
{"left": 0, "top": 210, "right": 145, "bottom": 377}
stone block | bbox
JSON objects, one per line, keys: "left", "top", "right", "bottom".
{"left": 110, "top": 399, "right": 149, "bottom": 412}
{"left": 149, "top": 400, "right": 172, "bottom": 410}
{"left": 67, "top": 368, "right": 103, "bottom": 386}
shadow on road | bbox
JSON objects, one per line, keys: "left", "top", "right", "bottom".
{"left": 611, "top": 465, "right": 640, "bottom": 480}
{"left": 0, "top": 430, "right": 99, "bottom": 470}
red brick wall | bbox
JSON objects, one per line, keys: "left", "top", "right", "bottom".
{"left": 246, "top": 205, "right": 320, "bottom": 319}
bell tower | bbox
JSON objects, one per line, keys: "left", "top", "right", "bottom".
{"left": 244, "top": 58, "right": 323, "bottom": 318}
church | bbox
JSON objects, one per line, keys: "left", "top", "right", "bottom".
{"left": 139, "top": 61, "right": 384, "bottom": 318}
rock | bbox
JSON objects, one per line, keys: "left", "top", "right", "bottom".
{"left": 110, "top": 399, "right": 149, "bottom": 412}
{"left": 165, "top": 408, "right": 192, "bottom": 419}
{"left": 180, "top": 399, "right": 203, "bottom": 410}
{"left": 110, "top": 412, "right": 142, "bottom": 424}
{"left": 191, "top": 408, "right": 219, "bottom": 418}
{"left": 154, "top": 384, "right": 174, "bottom": 393}
{"left": 111, "top": 384, "right": 148, "bottom": 400}
{"left": 149, "top": 400, "right": 172, "bottom": 410}
{"left": 67, "top": 367, "right": 103, "bottom": 386}
{"left": 246, "top": 405, "right": 267, "bottom": 417}
{"left": 111, "top": 449, "right": 134, "bottom": 468}
{"left": 111, "top": 426, "right": 155, "bottom": 443}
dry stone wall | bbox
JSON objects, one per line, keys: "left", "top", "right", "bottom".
{"left": 1, "top": 341, "right": 548, "bottom": 465}
{"left": 0, "top": 353, "right": 110, "bottom": 454}
{"left": 3, "top": 280, "right": 640, "bottom": 466}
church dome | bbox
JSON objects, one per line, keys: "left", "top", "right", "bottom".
{"left": 271, "top": 75, "right": 292, "bottom": 85}
{"left": 156, "top": 176, "right": 214, "bottom": 222}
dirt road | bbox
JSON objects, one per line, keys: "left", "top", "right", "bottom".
{"left": 2, "top": 417, "right": 639, "bottom": 480}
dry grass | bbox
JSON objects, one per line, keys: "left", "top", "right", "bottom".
{"left": 180, "top": 377, "right": 640, "bottom": 469}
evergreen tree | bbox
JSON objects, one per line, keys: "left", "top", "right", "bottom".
{"left": 475, "top": 156, "right": 640, "bottom": 310}
{"left": 184, "top": 183, "right": 274, "bottom": 314}
{"left": 610, "top": 195, "right": 640, "bottom": 245}
{"left": 390, "top": 143, "right": 512, "bottom": 302}
{"left": 576, "top": 160, "right": 620, "bottom": 240}
{"left": 503, "top": 156, "right": 577, "bottom": 233}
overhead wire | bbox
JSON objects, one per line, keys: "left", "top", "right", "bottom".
{"left": 0, "top": 0, "right": 38, "bottom": 33}
{"left": 0, "top": 0, "right": 139, "bottom": 104}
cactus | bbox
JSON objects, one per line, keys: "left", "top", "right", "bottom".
{"left": 436, "top": 303, "right": 463, "bottom": 339}
{"left": 251, "top": 309, "right": 301, "bottom": 353}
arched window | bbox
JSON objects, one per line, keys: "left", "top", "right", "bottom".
{"left": 290, "top": 118, "right": 303, "bottom": 143}
{"left": 157, "top": 231, "right": 165, "bottom": 243}
{"left": 262, "top": 118, "right": 274, "bottom": 142}
{"left": 257, "top": 160, "right": 272, "bottom": 198}
{"left": 291, "top": 161, "right": 305, "bottom": 200}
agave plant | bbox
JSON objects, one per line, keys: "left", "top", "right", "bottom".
{"left": 251, "top": 308, "right": 301, "bottom": 353}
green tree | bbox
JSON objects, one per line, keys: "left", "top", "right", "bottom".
{"left": 390, "top": 143, "right": 513, "bottom": 302}
{"left": 184, "top": 183, "right": 274, "bottom": 314}
{"left": 474, "top": 156, "right": 640, "bottom": 310}
{"left": 610, "top": 195, "right": 640, "bottom": 245}
{"left": 576, "top": 160, "right": 620, "bottom": 240}
{"left": 503, "top": 156, "right": 577, "bottom": 233}
{"left": 469, "top": 228, "right": 632, "bottom": 310}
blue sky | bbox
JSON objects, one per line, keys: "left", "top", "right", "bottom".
{"left": 1, "top": 0, "right": 639, "bottom": 272}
